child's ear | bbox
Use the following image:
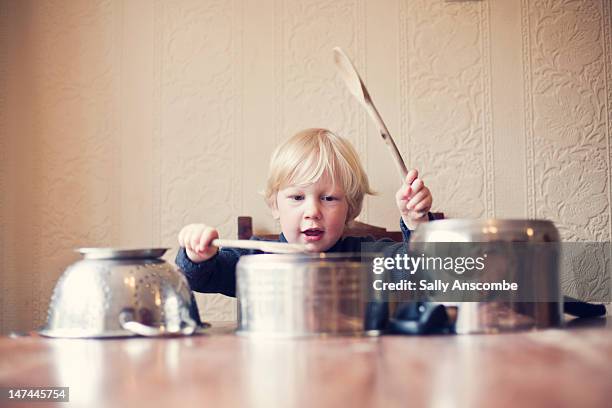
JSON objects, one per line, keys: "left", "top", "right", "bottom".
{"left": 344, "top": 215, "right": 353, "bottom": 227}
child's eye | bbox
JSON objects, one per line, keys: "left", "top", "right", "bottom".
{"left": 321, "top": 195, "right": 338, "bottom": 202}
{"left": 289, "top": 195, "right": 304, "bottom": 201}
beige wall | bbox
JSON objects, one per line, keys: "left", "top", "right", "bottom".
{"left": 1, "top": 0, "right": 611, "bottom": 333}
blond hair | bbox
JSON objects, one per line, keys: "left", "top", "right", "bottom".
{"left": 264, "top": 128, "right": 374, "bottom": 223}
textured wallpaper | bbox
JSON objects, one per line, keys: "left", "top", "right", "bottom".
{"left": 523, "top": 0, "right": 612, "bottom": 298}
{"left": 400, "top": 0, "right": 494, "bottom": 220}
{"left": 0, "top": 0, "right": 610, "bottom": 332}
{"left": 154, "top": 0, "right": 244, "bottom": 320}
{"left": 525, "top": 0, "right": 610, "bottom": 240}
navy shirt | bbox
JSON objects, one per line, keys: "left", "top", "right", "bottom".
{"left": 176, "top": 218, "right": 414, "bottom": 297}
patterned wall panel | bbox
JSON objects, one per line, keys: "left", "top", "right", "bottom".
{"left": 524, "top": 0, "right": 611, "bottom": 241}
{"left": 155, "top": 0, "right": 242, "bottom": 321}
{"left": 275, "top": 0, "right": 367, "bottom": 159}
{"left": 523, "top": 0, "right": 611, "bottom": 300}
{"left": 25, "top": 0, "right": 119, "bottom": 329}
{"left": 400, "top": 0, "right": 494, "bottom": 220}
{"left": 156, "top": 0, "right": 240, "bottom": 243}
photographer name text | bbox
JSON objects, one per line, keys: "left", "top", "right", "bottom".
{"left": 372, "top": 279, "right": 518, "bottom": 292}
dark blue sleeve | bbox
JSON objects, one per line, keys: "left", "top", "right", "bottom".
{"left": 400, "top": 218, "right": 411, "bottom": 242}
{"left": 400, "top": 212, "right": 436, "bottom": 242}
{"left": 176, "top": 246, "right": 249, "bottom": 297}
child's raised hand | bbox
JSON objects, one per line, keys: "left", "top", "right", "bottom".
{"left": 395, "top": 169, "right": 433, "bottom": 230}
{"left": 177, "top": 223, "right": 220, "bottom": 263}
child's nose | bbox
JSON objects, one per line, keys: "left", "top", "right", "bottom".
{"left": 303, "top": 198, "right": 322, "bottom": 219}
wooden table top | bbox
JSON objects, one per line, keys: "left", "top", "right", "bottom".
{"left": 1, "top": 318, "right": 611, "bottom": 408}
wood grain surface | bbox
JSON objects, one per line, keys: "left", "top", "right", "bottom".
{"left": 0, "top": 318, "right": 611, "bottom": 408}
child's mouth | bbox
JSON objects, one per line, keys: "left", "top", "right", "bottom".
{"left": 301, "top": 228, "right": 324, "bottom": 242}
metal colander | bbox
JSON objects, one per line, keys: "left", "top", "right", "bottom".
{"left": 39, "top": 248, "right": 203, "bottom": 338}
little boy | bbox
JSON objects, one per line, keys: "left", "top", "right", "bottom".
{"left": 176, "top": 128, "right": 433, "bottom": 297}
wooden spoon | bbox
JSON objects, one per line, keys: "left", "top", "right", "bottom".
{"left": 333, "top": 46, "right": 408, "bottom": 181}
{"left": 212, "top": 239, "right": 307, "bottom": 254}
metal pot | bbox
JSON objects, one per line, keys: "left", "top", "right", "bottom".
{"left": 409, "top": 219, "right": 563, "bottom": 334}
{"left": 39, "top": 248, "right": 202, "bottom": 338}
{"left": 236, "top": 253, "right": 378, "bottom": 337}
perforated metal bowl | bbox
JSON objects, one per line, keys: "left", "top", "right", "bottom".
{"left": 39, "top": 248, "right": 204, "bottom": 338}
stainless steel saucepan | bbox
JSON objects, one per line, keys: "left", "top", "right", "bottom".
{"left": 407, "top": 219, "right": 576, "bottom": 334}
{"left": 236, "top": 253, "right": 379, "bottom": 337}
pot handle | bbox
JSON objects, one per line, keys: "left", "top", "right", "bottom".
{"left": 563, "top": 296, "right": 607, "bottom": 318}
{"left": 119, "top": 308, "right": 196, "bottom": 337}
{"left": 388, "top": 303, "right": 452, "bottom": 335}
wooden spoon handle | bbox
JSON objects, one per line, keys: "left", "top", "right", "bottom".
{"left": 212, "top": 239, "right": 307, "bottom": 254}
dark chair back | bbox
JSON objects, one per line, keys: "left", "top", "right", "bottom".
{"left": 237, "top": 213, "right": 445, "bottom": 242}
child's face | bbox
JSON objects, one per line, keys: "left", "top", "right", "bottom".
{"left": 273, "top": 173, "right": 348, "bottom": 252}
